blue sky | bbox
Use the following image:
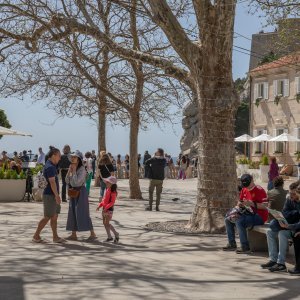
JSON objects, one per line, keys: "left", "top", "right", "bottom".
{"left": 0, "top": 3, "right": 273, "bottom": 156}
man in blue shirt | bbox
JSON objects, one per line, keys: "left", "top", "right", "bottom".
{"left": 32, "top": 147, "right": 64, "bottom": 243}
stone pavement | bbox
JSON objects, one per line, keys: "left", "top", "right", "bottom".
{"left": 0, "top": 178, "right": 299, "bottom": 300}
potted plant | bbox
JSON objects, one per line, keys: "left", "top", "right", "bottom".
{"left": 0, "top": 167, "right": 27, "bottom": 202}
{"left": 296, "top": 93, "right": 300, "bottom": 104}
{"left": 236, "top": 157, "right": 250, "bottom": 176}
{"left": 274, "top": 94, "right": 282, "bottom": 105}
{"left": 259, "top": 155, "right": 269, "bottom": 183}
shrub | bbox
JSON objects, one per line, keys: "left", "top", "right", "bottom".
{"left": 261, "top": 155, "right": 269, "bottom": 166}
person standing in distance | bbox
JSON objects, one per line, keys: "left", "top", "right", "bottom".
{"left": 145, "top": 148, "right": 166, "bottom": 211}
{"left": 143, "top": 150, "right": 151, "bottom": 178}
{"left": 32, "top": 147, "right": 64, "bottom": 243}
{"left": 59, "top": 145, "right": 71, "bottom": 202}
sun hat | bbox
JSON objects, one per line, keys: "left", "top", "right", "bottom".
{"left": 240, "top": 174, "right": 253, "bottom": 188}
{"left": 69, "top": 150, "right": 83, "bottom": 162}
{"left": 103, "top": 176, "right": 117, "bottom": 185}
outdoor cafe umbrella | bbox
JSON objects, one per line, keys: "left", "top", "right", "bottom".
{"left": 234, "top": 134, "right": 253, "bottom": 156}
{"left": 0, "top": 126, "right": 32, "bottom": 137}
{"left": 269, "top": 133, "right": 300, "bottom": 163}
{"left": 249, "top": 133, "right": 272, "bottom": 154}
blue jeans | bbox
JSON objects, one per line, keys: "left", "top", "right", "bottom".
{"left": 100, "top": 179, "right": 106, "bottom": 198}
{"left": 267, "top": 229, "right": 292, "bottom": 265}
{"left": 225, "top": 213, "right": 264, "bottom": 248}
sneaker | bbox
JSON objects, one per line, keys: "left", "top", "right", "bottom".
{"left": 269, "top": 263, "right": 287, "bottom": 272}
{"left": 222, "top": 243, "right": 237, "bottom": 251}
{"left": 105, "top": 237, "right": 113, "bottom": 242}
{"left": 288, "top": 268, "right": 300, "bottom": 276}
{"left": 156, "top": 206, "right": 160, "bottom": 211}
{"left": 145, "top": 206, "right": 152, "bottom": 211}
{"left": 236, "top": 247, "right": 251, "bottom": 254}
{"left": 261, "top": 260, "right": 277, "bottom": 269}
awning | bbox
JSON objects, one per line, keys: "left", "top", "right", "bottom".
{"left": 0, "top": 126, "right": 32, "bottom": 137}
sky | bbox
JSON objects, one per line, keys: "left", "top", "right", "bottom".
{"left": 0, "top": 2, "right": 274, "bottom": 156}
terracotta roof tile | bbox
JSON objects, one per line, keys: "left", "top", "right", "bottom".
{"left": 250, "top": 51, "right": 300, "bottom": 73}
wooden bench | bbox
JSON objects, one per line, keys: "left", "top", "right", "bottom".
{"left": 248, "top": 224, "right": 294, "bottom": 256}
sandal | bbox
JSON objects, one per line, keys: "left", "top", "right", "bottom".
{"left": 86, "top": 236, "right": 98, "bottom": 242}
{"left": 53, "top": 237, "right": 66, "bottom": 243}
{"left": 114, "top": 235, "right": 119, "bottom": 244}
{"left": 65, "top": 236, "right": 78, "bottom": 241}
{"left": 32, "top": 237, "right": 44, "bottom": 243}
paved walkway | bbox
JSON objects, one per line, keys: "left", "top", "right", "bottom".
{"left": 0, "top": 178, "right": 299, "bottom": 300}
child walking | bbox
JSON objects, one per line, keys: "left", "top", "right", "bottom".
{"left": 96, "top": 176, "right": 119, "bottom": 243}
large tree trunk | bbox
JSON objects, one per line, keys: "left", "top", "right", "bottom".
{"left": 187, "top": 3, "right": 239, "bottom": 232}
{"left": 127, "top": 0, "right": 143, "bottom": 200}
{"left": 129, "top": 112, "right": 143, "bottom": 199}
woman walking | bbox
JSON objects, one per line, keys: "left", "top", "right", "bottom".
{"left": 124, "top": 154, "right": 130, "bottom": 179}
{"left": 268, "top": 157, "right": 279, "bottom": 191}
{"left": 66, "top": 151, "right": 96, "bottom": 241}
{"left": 98, "top": 153, "right": 115, "bottom": 201}
{"left": 96, "top": 176, "right": 119, "bottom": 243}
{"left": 178, "top": 155, "right": 188, "bottom": 180}
{"left": 116, "top": 154, "right": 123, "bottom": 179}
{"left": 84, "top": 152, "right": 93, "bottom": 195}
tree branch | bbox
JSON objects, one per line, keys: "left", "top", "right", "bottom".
{"left": 147, "top": 0, "right": 199, "bottom": 67}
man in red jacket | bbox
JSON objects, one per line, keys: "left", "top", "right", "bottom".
{"left": 223, "top": 174, "right": 268, "bottom": 254}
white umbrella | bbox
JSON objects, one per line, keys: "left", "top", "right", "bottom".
{"left": 249, "top": 133, "right": 272, "bottom": 142}
{"left": 0, "top": 126, "right": 32, "bottom": 137}
{"left": 269, "top": 132, "right": 300, "bottom": 142}
{"left": 235, "top": 134, "right": 253, "bottom": 156}
{"left": 234, "top": 134, "right": 253, "bottom": 142}
{"left": 269, "top": 133, "right": 300, "bottom": 164}
{"left": 250, "top": 133, "right": 273, "bottom": 155}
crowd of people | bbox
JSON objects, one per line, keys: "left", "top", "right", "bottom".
{"left": 22, "top": 145, "right": 178, "bottom": 245}
{"left": 223, "top": 173, "right": 300, "bottom": 276}
{"left": 1, "top": 145, "right": 300, "bottom": 275}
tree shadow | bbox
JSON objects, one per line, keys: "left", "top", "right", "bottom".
{"left": 0, "top": 276, "right": 25, "bottom": 300}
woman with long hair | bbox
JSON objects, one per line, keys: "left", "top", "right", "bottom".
{"left": 66, "top": 151, "right": 96, "bottom": 241}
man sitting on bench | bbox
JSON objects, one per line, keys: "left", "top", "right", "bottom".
{"left": 261, "top": 180, "right": 300, "bottom": 272}
{"left": 223, "top": 174, "right": 268, "bottom": 254}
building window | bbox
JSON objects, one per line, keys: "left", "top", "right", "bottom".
{"left": 275, "top": 128, "right": 284, "bottom": 153}
{"left": 273, "top": 79, "right": 289, "bottom": 97}
{"left": 296, "top": 77, "right": 300, "bottom": 94}
{"left": 254, "top": 129, "right": 264, "bottom": 153}
{"left": 295, "top": 127, "right": 300, "bottom": 152}
{"left": 254, "top": 82, "right": 268, "bottom": 100}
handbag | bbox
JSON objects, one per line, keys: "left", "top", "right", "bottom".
{"left": 68, "top": 187, "right": 81, "bottom": 199}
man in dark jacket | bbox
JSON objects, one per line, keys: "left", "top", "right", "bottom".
{"left": 261, "top": 180, "right": 300, "bottom": 272}
{"left": 145, "top": 148, "right": 166, "bottom": 211}
{"left": 58, "top": 145, "right": 71, "bottom": 202}
{"left": 143, "top": 150, "right": 152, "bottom": 178}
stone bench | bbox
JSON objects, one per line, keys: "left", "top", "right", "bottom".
{"left": 248, "top": 224, "right": 294, "bottom": 256}
{"left": 248, "top": 224, "right": 269, "bottom": 251}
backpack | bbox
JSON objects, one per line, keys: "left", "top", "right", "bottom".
{"left": 37, "top": 170, "right": 48, "bottom": 190}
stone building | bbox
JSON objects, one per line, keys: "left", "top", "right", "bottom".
{"left": 249, "top": 52, "right": 300, "bottom": 163}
